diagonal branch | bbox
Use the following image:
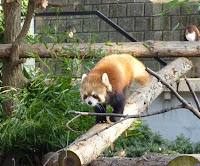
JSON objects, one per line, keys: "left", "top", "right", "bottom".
{"left": 66, "top": 114, "right": 83, "bottom": 133}
{"left": 184, "top": 76, "right": 200, "bottom": 112}
{"left": 146, "top": 67, "right": 200, "bottom": 119}
{"left": 13, "top": 0, "right": 36, "bottom": 47}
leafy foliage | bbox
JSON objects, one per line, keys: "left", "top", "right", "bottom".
{"left": 157, "top": 0, "right": 190, "bottom": 16}
{"left": 0, "top": 0, "right": 29, "bottom": 96}
{"left": 0, "top": 16, "right": 106, "bottom": 165}
{"left": 0, "top": 12, "right": 107, "bottom": 164}
{"left": 103, "top": 123, "right": 200, "bottom": 158}
{"left": 0, "top": 51, "right": 99, "bottom": 164}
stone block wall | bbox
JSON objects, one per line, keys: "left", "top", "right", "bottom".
{"left": 35, "top": 0, "right": 200, "bottom": 43}
{"left": 34, "top": 0, "right": 200, "bottom": 72}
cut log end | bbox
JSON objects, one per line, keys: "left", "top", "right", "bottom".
{"left": 59, "top": 150, "right": 81, "bottom": 166}
{"left": 168, "top": 155, "right": 200, "bottom": 166}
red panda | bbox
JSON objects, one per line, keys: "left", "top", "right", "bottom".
{"left": 183, "top": 25, "right": 200, "bottom": 78}
{"left": 80, "top": 54, "right": 151, "bottom": 123}
{"left": 184, "top": 24, "right": 200, "bottom": 41}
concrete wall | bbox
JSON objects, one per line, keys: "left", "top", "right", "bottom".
{"left": 34, "top": 0, "right": 200, "bottom": 142}
{"left": 142, "top": 91, "right": 200, "bottom": 142}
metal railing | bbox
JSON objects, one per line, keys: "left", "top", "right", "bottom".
{"left": 35, "top": 10, "right": 166, "bottom": 66}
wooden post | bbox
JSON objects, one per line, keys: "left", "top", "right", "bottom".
{"left": 53, "top": 57, "right": 192, "bottom": 166}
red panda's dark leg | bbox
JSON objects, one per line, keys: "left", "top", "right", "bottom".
{"left": 94, "top": 103, "right": 107, "bottom": 123}
{"left": 109, "top": 93, "right": 126, "bottom": 122}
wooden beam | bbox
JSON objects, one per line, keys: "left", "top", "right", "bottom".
{"left": 53, "top": 57, "right": 192, "bottom": 166}
{"left": 1, "top": 41, "right": 200, "bottom": 59}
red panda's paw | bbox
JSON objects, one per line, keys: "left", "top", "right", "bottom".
{"left": 109, "top": 116, "right": 121, "bottom": 123}
{"left": 96, "top": 116, "right": 107, "bottom": 123}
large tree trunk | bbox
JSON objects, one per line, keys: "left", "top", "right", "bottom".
{"left": 2, "top": 0, "right": 34, "bottom": 115}
{"left": 3, "top": 1, "right": 21, "bottom": 43}
{"left": 2, "top": 0, "right": 23, "bottom": 115}
{"left": 43, "top": 57, "right": 193, "bottom": 166}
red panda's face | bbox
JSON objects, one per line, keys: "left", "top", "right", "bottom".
{"left": 80, "top": 73, "right": 111, "bottom": 106}
{"left": 81, "top": 91, "right": 107, "bottom": 106}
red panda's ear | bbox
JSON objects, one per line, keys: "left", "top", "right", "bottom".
{"left": 81, "top": 74, "right": 87, "bottom": 83}
{"left": 102, "top": 73, "right": 112, "bottom": 92}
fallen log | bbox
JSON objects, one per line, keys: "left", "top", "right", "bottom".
{"left": 88, "top": 153, "right": 200, "bottom": 166}
{"left": 43, "top": 57, "right": 192, "bottom": 166}
{"left": 1, "top": 41, "right": 200, "bottom": 58}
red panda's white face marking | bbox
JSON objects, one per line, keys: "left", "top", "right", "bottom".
{"left": 85, "top": 95, "right": 98, "bottom": 106}
{"left": 186, "top": 31, "right": 196, "bottom": 41}
{"left": 82, "top": 91, "right": 106, "bottom": 106}
{"left": 80, "top": 73, "right": 109, "bottom": 106}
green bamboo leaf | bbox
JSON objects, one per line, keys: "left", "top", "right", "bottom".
{"left": 172, "top": 23, "right": 179, "bottom": 31}
{"left": 186, "top": 7, "right": 191, "bottom": 14}
{"left": 23, "top": 67, "right": 31, "bottom": 79}
{"left": 116, "top": 42, "right": 122, "bottom": 46}
{"left": 162, "top": 0, "right": 178, "bottom": 15}
{"left": 0, "top": 60, "right": 3, "bottom": 68}
{"left": 105, "top": 41, "right": 113, "bottom": 47}
{"left": 143, "top": 43, "right": 149, "bottom": 48}
{"left": 171, "top": 0, "right": 189, "bottom": 7}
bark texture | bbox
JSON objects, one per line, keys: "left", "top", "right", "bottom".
{"left": 89, "top": 154, "right": 200, "bottom": 166}
{"left": 2, "top": 0, "right": 35, "bottom": 115}
{"left": 2, "top": 0, "right": 23, "bottom": 115}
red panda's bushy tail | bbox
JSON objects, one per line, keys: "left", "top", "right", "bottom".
{"left": 132, "top": 58, "right": 151, "bottom": 86}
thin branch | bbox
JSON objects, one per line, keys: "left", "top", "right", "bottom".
{"left": 66, "top": 114, "right": 83, "bottom": 133}
{"left": 184, "top": 76, "right": 200, "bottom": 112}
{"left": 65, "top": 104, "right": 184, "bottom": 151}
{"left": 13, "top": 59, "right": 26, "bottom": 68}
{"left": 43, "top": 114, "right": 84, "bottom": 165}
{"left": 146, "top": 67, "right": 200, "bottom": 119}
{"left": 68, "top": 105, "right": 184, "bottom": 118}
{"left": 66, "top": 130, "right": 70, "bottom": 157}
{"left": 13, "top": 0, "right": 36, "bottom": 47}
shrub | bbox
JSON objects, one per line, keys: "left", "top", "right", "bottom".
{"left": 0, "top": 54, "right": 98, "bottom": 165}
{"left": 103, "top": 123, "right": 200, "bottom": 158}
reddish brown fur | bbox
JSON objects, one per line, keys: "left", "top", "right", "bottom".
{"left": 184, "top": 24, "right": 200, "bottom": 41}
{"left": 81, "top": 54, "right": 151, "bottom": 99}
{"left": 81, "top": 74, "right": 108, "bottom": 100}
